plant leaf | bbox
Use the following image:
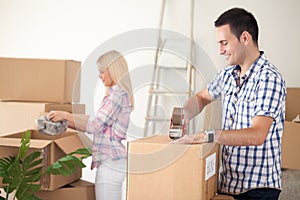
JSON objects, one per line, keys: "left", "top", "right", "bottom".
{"left": 17, "top": 131, "right": 31, "bottom": 160}
{"left": 0, "top": 133, "right": 91, "bottom": 200}
{"left": 70, "top": 148, "right": 92, "bottom": 158}
{"left": 46, "top": 148, "right": 91, "bottom": 176}
{"left": 23, "top": 151, "right": 41, "bottom": 169}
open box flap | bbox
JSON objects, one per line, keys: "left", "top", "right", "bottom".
{"left": 54, "top": 134, "right": 86, "bottom": 154}
{"left": 0, "top": 137, "right": 51, "bottom": 148}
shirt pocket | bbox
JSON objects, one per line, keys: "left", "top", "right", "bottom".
{"left": 238, "top": 94, "right": 256, "bottom": 116}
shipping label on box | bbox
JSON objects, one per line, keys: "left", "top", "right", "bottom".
{"left": 205, "top": 152, "right": 216, "bottom": 180}
{"left": 0, "top": 129, "right": 92, "bottom": 191}
{"left": 127, "top": 135, "right": 219, "bottom": 200}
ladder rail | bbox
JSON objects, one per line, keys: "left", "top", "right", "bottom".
{"left": 144, "top": 0, "right": 196, "bottom": 137}
{"left": 143, "top": 0, "right": 166, "bottom": 137}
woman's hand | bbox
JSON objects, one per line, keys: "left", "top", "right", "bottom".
{"left": 48, "top": 111, "right": 68, "bottom": 122}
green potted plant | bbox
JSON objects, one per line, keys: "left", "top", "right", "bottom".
{"left": 0, "top": 131, "right": 91, "bottom": 200}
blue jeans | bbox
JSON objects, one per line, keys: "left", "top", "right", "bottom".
{"left": 227, "top": 188, "right": 281, "bottom": 200}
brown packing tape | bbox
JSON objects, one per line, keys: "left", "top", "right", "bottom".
{"left": 172, "top": 107, "right": 183, "bottom": 125}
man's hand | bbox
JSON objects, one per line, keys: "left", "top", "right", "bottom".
{"left": 170, "top": 132, "right": 208, "bottom": 144}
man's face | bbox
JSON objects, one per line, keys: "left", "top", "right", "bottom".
{"left": 216, "top": 24, "right": 245, "bottom": 66}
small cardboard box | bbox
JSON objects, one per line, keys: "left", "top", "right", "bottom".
{"left": 0, "top": 57, "right": 81, "bottom": 103}
{"left": 0, "top": 129, "right": 91, "bottom": 191}
{"left": 211, "top": 194, "right": 234, "bottom": 200}
{"left": 127, "top": 135, "right": 219, "bottom": 200}
{"left": 35, "top": 179, "right": 95, "bottom": 200}
{"left": 0, "top": 102, "right": 85, "bottom": 134}
{"left": 282, "top": 88, "right": 300, "bottom": 169}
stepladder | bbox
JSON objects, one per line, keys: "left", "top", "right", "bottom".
{"left": 143, "top": 0, "right": 196, "bottom": 137}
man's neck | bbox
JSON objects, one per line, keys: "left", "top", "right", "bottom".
{"left": 239, "top": 49, "right": 260, "bottom": 76}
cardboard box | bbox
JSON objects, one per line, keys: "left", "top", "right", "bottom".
{"left": 0, "top": 102, "right": 85, "bottom": 134}
{"left": 211, "top": 194, "right": 234, "bottom": 200}
{"left": 127, "top": 135, "right": 219, "bottom": 200}
{"left": 0, "top": 129, "right": 91, "bottom": 191}
{"left": 36, "top": 179, "right": 95, "bottom": 200}
{"left": 0, "top": 57, "right": 81, "bottom": 103}
{"left": 282, "top": 88, "right": 300, "bottom": 169}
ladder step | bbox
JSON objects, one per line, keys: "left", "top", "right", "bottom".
{"left": 149, "top": 89, "right": 190, "bottom": 95}
{"left": 145, "top": 115, "right": 170, "bottom": 122}
{"left": 157, "top": 65, "right": 187, "bottom": 70}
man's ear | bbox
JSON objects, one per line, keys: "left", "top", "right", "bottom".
{"left": 240, "top": 31, "right": 251, "bottom": 45}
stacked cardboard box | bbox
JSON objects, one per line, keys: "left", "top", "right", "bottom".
{"left": 0, "top": 180, "right": 95, "bottom": 200}
{"left": 0, "top": 57, "right": 81, "bottom": 103}
{"left": 127, "top": 135, "right": 219, "bottom": 200}
{"left": 282, "top": 88, "right": 300, "bottom": 169}
{"left": 0, "top": 57, "right": 83, "bottom": 134}
{"left": 0, "top": 57, "right": 95, "bottom": 199}
{"left": 36, "top": 179, "right": 95, "bottom": 200}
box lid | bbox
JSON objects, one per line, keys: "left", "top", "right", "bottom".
{"left": 0, "top": 137, "right": 51, "bottom": 148}
{"left": 0, "top": 129, "right": 89, "bottom": 153}
{"left": 129, "top": 135, "right": 216, "bottom": 158}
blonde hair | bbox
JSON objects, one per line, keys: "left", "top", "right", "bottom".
{"left": 96, "top": 50, "right": 134, "bottom": 109}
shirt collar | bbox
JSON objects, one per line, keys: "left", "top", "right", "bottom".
{"left": 108, "top": 85, "right": 119, "bottom": 95}
{"left": 108, "top": 84, "right": 126, "bottom": 96}
{"left": 231, "top": 51, "right": 266, "bottom": 80}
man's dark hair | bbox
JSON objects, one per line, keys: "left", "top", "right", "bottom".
{"left": 214, "top": 8, "right": 259, "bottom": 46}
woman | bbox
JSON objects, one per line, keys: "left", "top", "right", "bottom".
{"left": 48, "top": 50, "right": 134, "bottom": 200}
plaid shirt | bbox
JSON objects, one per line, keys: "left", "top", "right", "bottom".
{"left": 86, "top": 85, "right": 131, "bottom": 169}
{"left": 208, "top": 52, "right": 286, "bottom": 194}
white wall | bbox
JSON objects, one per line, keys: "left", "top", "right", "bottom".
{"left": 1, "top": 0, "right": 299, "bottom": 183}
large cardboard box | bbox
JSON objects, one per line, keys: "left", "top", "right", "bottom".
{"left": 127, "top": 135, "right": 219, "bottom": 200}
{"left": 0, "top": 57, "right": 81, "bottom": 103}
{"left": 0, "top": 129, "right": 91, "bottom": 191}
{"left": 35, "top": 179, "right": 95, "bottom": 200}
{"left": 282, "top": 88, "right": 300, "bottom": 169}
{"left": 0, "top": 102, "right": 85, "bottom": 134}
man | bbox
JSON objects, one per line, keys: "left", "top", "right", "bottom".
{"left": 175, "top": 7, "right": 286, "bottom": 200}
